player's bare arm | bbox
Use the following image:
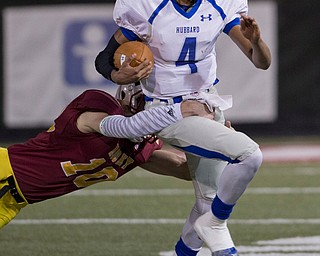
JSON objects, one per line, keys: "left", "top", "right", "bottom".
{"left": 77, "top": 112, "right": 108, "bottom": 134}
{"left": 141, "top": 149, "right": 191, "bottom": 181}
{"left": 75, "top": 108, "right": 193, "bottom": 181}
{"left": 229, "top": 14, "right": 271, "bottom": 70}
{"left": 113, "top": 27, "right": 130, "bottom": 44}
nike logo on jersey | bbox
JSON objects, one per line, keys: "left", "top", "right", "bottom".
{"left": 200, "top": 14, "right": 212, "bottom": 22}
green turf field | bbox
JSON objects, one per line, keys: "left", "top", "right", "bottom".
{"left": 1, "top": 159, "right": 320, "bottom": 255}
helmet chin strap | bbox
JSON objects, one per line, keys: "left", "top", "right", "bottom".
{"left": 121, "top": 104, "right": 133, "bottom": 117}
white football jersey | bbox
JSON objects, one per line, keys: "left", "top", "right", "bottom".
{"left": 114, "top": 0, "right": 248, "bottom": 98}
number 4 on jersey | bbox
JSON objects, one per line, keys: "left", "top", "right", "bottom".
{"left": 175, "top": 37, "right": 198, "bottom": 74}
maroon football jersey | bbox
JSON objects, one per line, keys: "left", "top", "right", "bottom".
{"left": 8, "top": 90, "right": 162, "bottom": 203}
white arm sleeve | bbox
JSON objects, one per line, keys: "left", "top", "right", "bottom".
{"left": 99, "top": 103, "right": 183, "bottom": 139}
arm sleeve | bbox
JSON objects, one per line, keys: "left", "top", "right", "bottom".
{"left": 99, "top": 103, "right": 183, "bottom": 139}
{"left": 95, "top": 35, "right": 120, "bottom": 81}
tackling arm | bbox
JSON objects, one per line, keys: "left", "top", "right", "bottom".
{"left": 99, "top": 100, "right": 214, "bottom": 139}
{"left": 99, "top": 103, "right": 183, "bottom": 139}
{"left": 140, "top": 149, "right": 191, "bottom": 181}
{"left": 77, "top": 100, "right": 213, "bottom": 138}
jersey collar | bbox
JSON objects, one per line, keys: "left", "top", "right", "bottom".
{"left": 171, "top": 0, "right": 201, "bottom": 19}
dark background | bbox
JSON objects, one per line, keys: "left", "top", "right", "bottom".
{"left": 0, "top": 0, "right": 319, "bottom": 141}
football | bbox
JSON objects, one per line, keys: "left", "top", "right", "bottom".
{"left": 113, "top": 41, "right": 154, "bottom": 69}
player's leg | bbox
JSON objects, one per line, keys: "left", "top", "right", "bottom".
{"left": 174, "top": 156, "right": 226, "bottom": 256}
{"left": 194, "top": 148, "right": 262, "bottom": 255}
{"left": 157, "top": 116, "right": 260, "bottom": 174}
{"left": 174, "top": 196, "right": 211, "bottom": 256}
{"left": 160, "top": 116, "right": 229, "bottom": 255}
{"left": 0, "top": 187, "right": 27, "bottom": 229}
{"left": 158, "top": 116, "right": 261, "bottom": 255}
{"left": 0, "top": 148, "right": 28, "bottom": 229}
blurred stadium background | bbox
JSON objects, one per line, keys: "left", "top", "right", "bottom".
{"left": 0, "top": 0, "right": 320, "bottom": 255}
{"left": 0, "top": 0, "right": 319, "bottom": 141}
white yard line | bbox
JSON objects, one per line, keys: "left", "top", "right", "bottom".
{"left": 10, "top": 218, "right": 320, "bottom": 225}
{"left": 161, "top": 236, "right": 320, "bottom": 256}
{"left": 69, "top": 187, "right": 320, "bottom": 196}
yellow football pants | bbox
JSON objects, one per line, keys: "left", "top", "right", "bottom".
{"left": 0, "top": 147, "right": 27, "bottom": 229}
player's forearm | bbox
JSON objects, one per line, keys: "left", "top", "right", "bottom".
{"left": 99, "top": 104, "right": 183, "bottom": 139}
{"left": 95, "top": 29, "right": 131, "bottom": 82}
{"left": 251, "top": 38, "right": 271, "bottom": 70}
{"left": 141, "top": 150, "right": 191, "bottom": 181}
{"left": 95, "top": 35, "right": 120, "bottom": 81}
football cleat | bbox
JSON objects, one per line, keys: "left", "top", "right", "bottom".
{"left": 194, "top": 212, "right": 237, "bottom": 255}
{"left": 212, "top": 247, "right": 238, "bottom": 256}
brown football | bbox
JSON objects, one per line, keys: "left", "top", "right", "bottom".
{"left": 113, "top": 41, "right": 154, "bottom": 69}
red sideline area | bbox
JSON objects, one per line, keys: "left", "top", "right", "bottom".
{"left": 261, "top": 144, "right": 320, "bottom": 163}
{"left": 165, "top": 144, "right": 320, "bottom": 164}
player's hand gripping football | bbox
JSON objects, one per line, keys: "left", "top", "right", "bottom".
{"left": 240, "top": 14, "right": 261, "bottom": 45}
{"left": 111, "top": 54, "right": 153, "bottom": 85}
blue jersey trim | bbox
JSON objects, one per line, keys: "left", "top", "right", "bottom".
{"left": 171, "top": 0, "right": 201, "bottom": 19}
{"left": 148, "top": 0, "right": 170, "bottom": 24}
{"left": 223, "top": 17, "right": 240, "bottom": 34}
{"left": 207, "top": 0, "right": 226, "bottom": 20}
{"left": 175, "top": 145, "right": 240, "bottom": 163}
{"left": 120, "top": 27, "right": 141, "bottom": 41}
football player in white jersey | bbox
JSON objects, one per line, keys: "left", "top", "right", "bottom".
{"left": 96, "top": 0, "right": 271, "bottom": 255}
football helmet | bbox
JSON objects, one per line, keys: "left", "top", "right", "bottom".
{"left": 115, "top": 82, "right": 144, "bottom": 115}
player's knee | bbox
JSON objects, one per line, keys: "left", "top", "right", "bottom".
{"left": 242, "top": 148, "right": 263, "bottom": 175}
{"left": 232, "top": 131, "right": 261, "bottom": 163}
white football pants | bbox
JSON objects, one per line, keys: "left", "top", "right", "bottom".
{"left": 146, "top": 100, "right": 260, "bottom": 251}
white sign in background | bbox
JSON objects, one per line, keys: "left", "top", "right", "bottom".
{"left": 3, "top": 2, "right": 277, "bottom": 128}
{"left": 216, "top": 1, "right": 278, "bottom": 123}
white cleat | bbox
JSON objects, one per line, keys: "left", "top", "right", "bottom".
{"left": 194, "top": 212, "right": 238, "bottom": 255}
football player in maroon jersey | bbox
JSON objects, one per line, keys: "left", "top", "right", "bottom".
{"left": 0, "top": 82, "right": 212, "bottom": 229}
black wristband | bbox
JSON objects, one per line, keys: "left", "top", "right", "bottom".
{"left": 95, "top": 35, "right": 121, "bottom": 81}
